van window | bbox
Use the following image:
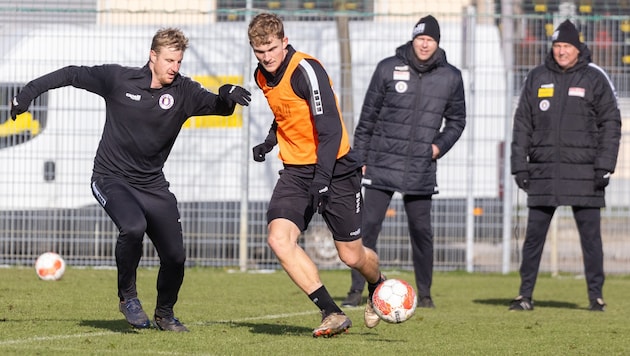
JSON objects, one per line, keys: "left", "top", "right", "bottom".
{"left": 0, "top": 84, "right": 48, "bottom": 148}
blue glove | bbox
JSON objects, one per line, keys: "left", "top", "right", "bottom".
{"left": 219, "top": 84, "right": 251, "bottom": 106}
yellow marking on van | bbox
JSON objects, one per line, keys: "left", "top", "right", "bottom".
{"left": 0, "top": 112, "right": 40, "bottom": 137}
{"left": 184, "top": 75, "right": 244, "bottom": 129}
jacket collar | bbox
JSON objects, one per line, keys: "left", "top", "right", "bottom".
{"left": 396, "top": 41, "right": 447, "bottom": 74}
{"left": 545, "top": 43, "right": 592, "bottom": 73}
{"left": 257, "top": 45, "right": 296, "bottom": 86}
{"left": 141, "top": 62, "right": 182, "bottom": 89}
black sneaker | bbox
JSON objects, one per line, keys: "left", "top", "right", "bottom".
{"left": 154, "top": 315, "right": 189, "bottom": 332}
{"left": 119, "top": 298, "right": 151, "bottom": 329}
{"left": 341, "top": 289, "right": 363, "bottom": 307}
{"left": 509, "top": 296, "right": 533, "bottom": 311}
{"left": 588, "top": 298, "right": 606, "bottom": 312}
{"left": 418, "top": 296, "right": 436, "bottom": 309}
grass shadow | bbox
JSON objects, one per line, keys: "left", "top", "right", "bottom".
{"left": 220, "top": 321, "right": 312, "bottom": 336}
{"left": 217, "top": 321, "right": 407, "bottom": 341}
{"left": 474, "top": 298, "right": 581, "bottom": 310}
{"left": 79, "top": 319, "right": 143, "bottom": 333}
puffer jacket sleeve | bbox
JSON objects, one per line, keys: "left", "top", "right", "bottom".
{"left": 353, "top": 60, "right": 387, "bottom": 165}
{"left": 590, "top": 66, "right": 622, "bottom": 173}
{"left": 510, "top": 72, "right": 535, "bottom": 174}
{"left": 433, "top": 67, "right": 466, "bottom": 157}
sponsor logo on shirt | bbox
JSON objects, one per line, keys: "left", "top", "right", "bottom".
{"left": 539, "top": 99, "right": 550, "bottom": 111}
{"left": 568, "top": 87, "right": 585, "bottom": 97}
{"left": 395, "top": 81, "right": 408, "bottom": 93}
{"left": 538, "top": 83, "right": 554, "bottom": 98}
{"left": 159, "top": 94, "right": 174, "bottom": 110}
{"left": 125, "top": 92, "right": 141, "bottom": 101}
{"left": 393, "top": 70, "right": 410, "bottom": 81}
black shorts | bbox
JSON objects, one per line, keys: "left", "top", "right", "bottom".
{"left": 267, "top": 168, "right": 363, "bottom": 242}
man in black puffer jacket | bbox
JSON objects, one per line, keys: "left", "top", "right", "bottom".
{"left": 509, "top": 20, "right": 621, "bottom": 312}
{"left": 341, "top": 15, "right": 466, "bottom": 310}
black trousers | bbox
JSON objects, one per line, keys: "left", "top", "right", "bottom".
{"left": 91, "top": 176, "right": 185, "bottom": 318}
{"left": 350, "top": 188, "right": 434, "bottom": 297}
{"left": 518, "top": 206, "right": 604, "bottom": 301}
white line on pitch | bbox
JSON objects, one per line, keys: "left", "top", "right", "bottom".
{"left": 0, "top": 310, "right": 320, "bottom": 346}
{"left": 203, "top": 310, "right": 319, "bottom": 324}
{"left": 0, "top": 331, "right": 115, "bottom": 346}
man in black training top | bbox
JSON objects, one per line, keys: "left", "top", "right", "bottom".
{"left": 10, "top": 27, "right": 251, "bottom": 331}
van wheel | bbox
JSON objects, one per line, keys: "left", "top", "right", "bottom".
{"left": 303, "top": 225, "right": 343, "bottom": 269}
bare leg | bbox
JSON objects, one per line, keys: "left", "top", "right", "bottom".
{"left": 336, "top": 239, "right": 381, "bottom": 284}
{"left": 267, "top": 218, "right": 323, "bottom": 294}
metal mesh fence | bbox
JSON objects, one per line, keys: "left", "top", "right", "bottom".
{"left": 0, "top": 1, "right": 629, "bottom": 275}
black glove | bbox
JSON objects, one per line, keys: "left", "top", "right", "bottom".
{"left": 219, "top": 84, "right": 251, "bottom": 106}
{"left": 309, "top": 180, "right": 330, "bottom": 214}
{"left": 252, "top": 120, "right": 278, "bottom": 162}
{"left": 594, "top": 169, "right": 611, "bottom": 190}
{"left": 10, "top": 93, "right": 31, "bottom": 120}
{"left": 514, "top": 171, "right": 530, "bottom": 191}
{"left": 252, "top": 142, "right": 274, "bottom": 162}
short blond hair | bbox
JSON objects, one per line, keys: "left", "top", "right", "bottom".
{"left": 248, "top": 13, "right": 284, "bottom": 47}
{"left": 151, "top": 27, "right": 189, "bottom": 53}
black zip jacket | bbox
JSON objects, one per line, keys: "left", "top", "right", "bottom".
{"left": 17, "top": 63, "right": 236, "bottom": 188}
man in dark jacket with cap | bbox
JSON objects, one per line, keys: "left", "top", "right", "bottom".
{"left": 341, "top": 15, "right": 466, "bottom": 310}
{"left": 510, "top": 19, "right": 621, "bottom": 311}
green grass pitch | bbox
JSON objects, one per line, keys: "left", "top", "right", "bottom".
{"left": 1, "top": 267, "right": 629, "bottom": 355}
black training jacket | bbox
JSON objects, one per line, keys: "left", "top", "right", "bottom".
{"left": 511, "top": 45, "right": 621, "bottom": 207}
{"left": 354, "top": 42, "right": 466, "bottom": 195}
{"left": 17, "top": 63, "right": 236, "bottom": 189}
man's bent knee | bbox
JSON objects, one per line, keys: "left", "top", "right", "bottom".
{"left": 337, "top": 242, "right": 367, "bottom": 268}
{"left": 267, "top": 219, "right": 301, "bottom": 254}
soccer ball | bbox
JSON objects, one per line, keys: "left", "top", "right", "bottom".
{"left": 35, "top": 252, "right": 66, "bottom": 281}
{"left": 372, "top": 278, "right": 417, "bottom": 323}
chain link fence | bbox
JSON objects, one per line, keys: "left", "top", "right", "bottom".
{"left": 0, "top": 1, "right": 629, "bottom": 275}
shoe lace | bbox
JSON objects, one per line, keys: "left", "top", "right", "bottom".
{"left": 125, "top": 299, "right": 142, "bottom": 313}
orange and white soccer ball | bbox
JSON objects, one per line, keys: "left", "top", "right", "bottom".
{"left": 372, "top": 278, "right": 417, "bottom": 323}
{"left": 35, "top": 252, "right": 66, "bottom": 281}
